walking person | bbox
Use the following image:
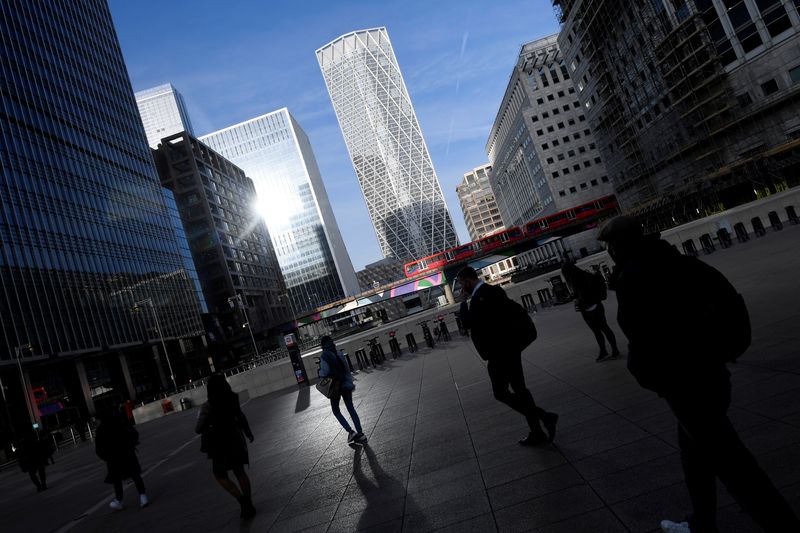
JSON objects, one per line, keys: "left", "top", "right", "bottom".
{"left": 95, "top": 409, "right": 148, "bottom": 510}
{"left": 598, "top": 216, "right": 800, "bottom": 533}
{"left": 456, "top": 267, "right": 558, "bottom": 446}
{"left": 16, "top": 431, "right": 50, "bottom": 492}
{"left": 319, "top": 336, "right": 366, "bottom": 445}
{"left": 561, "top": 262, "right": 620, "bottom": 362}
{"left": 195, "top": 374, "right": 256, "bottom": 520}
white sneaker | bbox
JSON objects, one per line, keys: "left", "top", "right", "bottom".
{"left": 109, "top": 499, "right": 124, "bottom": 511}
{"left": 660, "top": 520, "right": 690, "bottom": 533}
{"left": 139, "top": 494, "right": 149, "bottom": 508}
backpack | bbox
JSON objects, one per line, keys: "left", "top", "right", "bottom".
{"left": 591, "top": 272, "right": 607, "bottom": 302}
{"left": 508, "top": 297, "right": 537, "bottom": 351}
{"left": 686, "top": 257, "right": 751, "bottom": 363}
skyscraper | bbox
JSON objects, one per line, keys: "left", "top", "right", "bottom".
{"left": 154, "top": 132, "right": 289, "bottom": 340}
{"left": 316, "top": 27, "right": 460, "bottom": 263}
{"left": 456, "top": 164, "right": 505, "bottom": 242}
{"left": 201, "top": 109, "right": 358, "bottom": 314}
{"left": 0, "top": 0, "right": 207, "bottom": 433}
{"left": 135, "top": 83, "right": 194, "bottom": 148}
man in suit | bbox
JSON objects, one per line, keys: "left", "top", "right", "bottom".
{"left": 456, "top": 267, "right": 558, "bottom": 446}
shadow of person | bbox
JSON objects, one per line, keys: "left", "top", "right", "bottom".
{"left": 352, "top": 445, "right": 429, "bottom": 531}
{"left": 294, "top": 385, "right": 310, "bottom": 413}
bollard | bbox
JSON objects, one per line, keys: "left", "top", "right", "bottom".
{"left": 405, "top": 333, "right": 418, "bottom": 353}
{"left": 389, "top": 337, "right": 402, "bottom": 358}
{"left": 354, "top": 348, "right": 368, "bottom": 369}
{"left": 343, "top": 351, "right": 355, "bottom": 373}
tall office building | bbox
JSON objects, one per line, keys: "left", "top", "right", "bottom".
{"left": 355, "top": 257, "right": 405, "bottom": 292}
{"left": 486, "top": 35, "right": 614, "bottom": 230}
{"left": 0, "top": 0, "right": 207, "bottom": 435}
{"left": 201, "top": 109, "right": 358, "bottom": 314}
{"left": 553, "top": 0, "right": 800, "bottom": 230}
{"left": 154, "top": 132, "right": 289, "bottom": 340}
{"left": 135, "top": 83, "right": 194, "bottom": 148}
{"left": 456, "top": 164, "right": 505, "bottom": 242}
{"left": 316, "top": 27, "right": 460, "bottom": 263}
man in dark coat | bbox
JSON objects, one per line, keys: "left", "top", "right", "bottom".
{"left": 599, "top": 215, "right": 800, "bottom": 533}
{"left": 456, "top": 267, "right": 558, "bottom": 446}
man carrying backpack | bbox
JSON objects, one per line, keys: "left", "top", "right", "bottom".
{"left": 598, "top": 216, "right": 799, "bottom": 533}
{"left": 456, "top": 267, "right": 558, "bottom": 446}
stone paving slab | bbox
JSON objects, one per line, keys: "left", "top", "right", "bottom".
{"left": 1, "top": 226, "right": 799, "bottom": 532}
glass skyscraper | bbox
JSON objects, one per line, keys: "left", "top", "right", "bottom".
{"left": 0, "top": 0, "right": 207, "bottom": 431}
{"left": 201, "top": 109, "right": 359, "bottom": 314}
{"left": 135, "top": 83, "right": 195, "bottom": 149}
{"left": 316, "top": 27, "right": 460, "bottom": 264}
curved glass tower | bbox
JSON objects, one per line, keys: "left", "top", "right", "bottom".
{"left": 316, "top": 27, "right": 459, "bottom": 263}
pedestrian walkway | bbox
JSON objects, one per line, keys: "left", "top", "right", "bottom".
{"left": 2, "top": 227, "right": 799, "bottom": 532}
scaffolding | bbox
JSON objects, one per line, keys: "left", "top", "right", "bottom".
{"left": 552, "top": 0, "right": 800, "bottom": 233}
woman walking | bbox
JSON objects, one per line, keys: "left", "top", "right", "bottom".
{"left": 95, "top": 410, "right": 148, "bottom": 510}
{"left": 16, "top": 431, "right": 51, "bottom": 492}
{"left": 562, "top": 262, "right": 620, "bottom": 362}
{"left": 319, "top": 336, "right": 366, "bottom": 445}
{"left": 195, "top": 374, "right": 256, "bottom": 520}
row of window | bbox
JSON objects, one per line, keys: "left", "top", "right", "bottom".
{"left": 531, "top": 101, "right": 583, "bottom": 122}
{"left": 551, "top": 157, "right": 603, "bottom": 179}
{"left": 557, "top": 176, "right": 610, "bottom": 197}
{"left": 545, "top": 141, "right": 597, "bottom": 164}
{"left": 540, "top": 122, "right": 589, "bottom": 150}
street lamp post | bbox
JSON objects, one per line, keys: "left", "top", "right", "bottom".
{"left": 14, "top": 344, "right": 35, "bottom": 428}
{"left": 134, "top": 298, "right": 177, "bottom": 391}
{"left": 228, "top": 294, "right": 259, "bottom": 359}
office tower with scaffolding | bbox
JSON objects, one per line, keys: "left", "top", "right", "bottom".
{"left": 552, "top": 0, "right": 800, "bottom": 231}
{"left": 457, "top": 164, "right": 505, "bottom": 242}
{"left": 316, "top": 27, "right": 460, "bottom": 264}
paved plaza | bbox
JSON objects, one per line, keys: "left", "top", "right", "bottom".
{"left": 1, "top": 227, "right": 800, "bottom": 533}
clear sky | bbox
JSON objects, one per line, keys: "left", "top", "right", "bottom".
{"left": 109, "top": 0, "right": 561, "bottom": 270}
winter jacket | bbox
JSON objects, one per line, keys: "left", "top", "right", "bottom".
{"left": 468, "top": 283, "right": 533, "bottom": 360}
{"left": 95, "top": 416, "right": 141, "bottom": 483}
{"left": 609, "top": 235, "right": 729, "bottom": 395}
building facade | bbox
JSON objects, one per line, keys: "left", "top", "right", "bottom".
{"left": 456, "top": 164, "right": 505, "bottom": 241}
{"left": 201, "top": 109, "right": 358, "bottom": 315}
{"left": 487, "top": 34, "right": 614, "bottom": 230}
{"left": 553, "top": 0, "right": 800, "bottom": 230}
{"left": 316, "top": 27, "right": 460, "bottom": 263}
{"left": 154, "top": 132, "right": 289, "bottom": 343}
{"left": 0, "top": 0, "right": 207, "bottom": 440}
{"left": 135, "top": 83, "right": 195, "bottom": 149}
{"left": 356, "top": 257, "right": 405, "bottom": 292}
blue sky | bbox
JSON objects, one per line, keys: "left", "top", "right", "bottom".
{"left": 109, "top": 0, "right": 560, "bottom": 270}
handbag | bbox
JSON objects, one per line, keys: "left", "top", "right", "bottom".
{"left": 316, "top": 377, "right": 341, "bottom": 398}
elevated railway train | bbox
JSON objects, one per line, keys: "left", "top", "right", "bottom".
{"left": 404, "top": 195, "right": 618, "bottom": 278}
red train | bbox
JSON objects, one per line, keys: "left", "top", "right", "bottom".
{"left": 403, "top": 195, "right": 617, "bottom": 278}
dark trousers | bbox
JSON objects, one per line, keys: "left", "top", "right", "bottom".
{"left": 113, "top": 474, "right": 146, "bottom": 500}
{"left": 331, "top": 389, "right": 362, "bottom": 434}
{"left": 487, "top": 355, "right": 549, "bottom": 434}
{"left": 29, "top": 466, "right": 46, "bottom": 490}
{"left": 580, "top": 303, "right": 618, "bottom": 355}
{"left": 666, "top": 372, "right": 800, "bottom": 533}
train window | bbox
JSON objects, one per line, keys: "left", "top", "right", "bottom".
{"left": 567, "top": 210, "right": 576, "bottom": 219}
{"left": 445, "top": 251, "right": 454, "bottom": 261}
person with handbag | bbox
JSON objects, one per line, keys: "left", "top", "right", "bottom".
{"left": 319, "top": 336, "right": 366, "bottom": 445}
{"left": 195, "top": 373, "right": 256, "bottom": 520}
{"left": 456, "top": 266, "right": 558, "bottom": 446}
{"left": 561, "top": 262, "right": 620, "bottom": 362}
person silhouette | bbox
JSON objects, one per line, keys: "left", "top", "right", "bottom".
{"left": 599, "top": 215, "right": 800, "bottom": 533}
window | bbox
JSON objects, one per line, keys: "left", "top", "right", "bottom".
{"left": 569, "top": 186, "right": 577, "bottom": 193}
{"left": 557, "top": 90, "right": 565, "bottom": 97}
{"left": 736, "top": 92, "right": 753, "bottom": 107}
{"left": 542, "top": 112, "right": 549, "bottom": 118}
{"left": 567, "top": 150, "right": 575, "bottom": 157}
{"left": 589, "top": 142, "right": 596, "bottom": 149}
{"left": 547, "top": 126, "right": 554, "bottom": 133}
{"left": 562, "top": 136, "right": 570, "bottom": 143}
{"left": 532, "top": 115, "right": 539, "bottom": 122}
{"left": 573, "top": 102, "right": 581, "bottom": 108}
{"left": 557, "top": 122, "right": 565, "bottom": 129}
{"left": 563, "top": 168, "right": 570, "bottom": 175}
{"left": 559, "top": 190, "right": 566, "bottom": 197}
{"left": 584, "top": 161, "right": 591, "bottom": 168}
{"left": 573, "top": 164, "right": 581, "bottom": 171}
{"left": 578, "top": 146, "right": 586, "bottom": 153}
{"left": 568, "top": 87, "right": 575, "bottom": 94}
{"left": 590, "top": 179, "right": 598, "bottom": 186}
{"left": 537, "top": 98, "right": 544, "bottom": 105}
{"left": 562, "top": 105, "right": 570, "bottom": 111}
{"left": 542, "top": 143, "right": 549, "bottom": 150}
{"left": 568, "top": 119, "right": 575, "bottom": 126}
{"left": 552, "top": 139, "right": 560, "bottom": 146}
{"left": 546, "top": 157, "right": 554, "bottom": 164}
{"left": 594, "top": 157, "right": 602, "bottom": 164}
{"left": 579, "top": 115, "right": 586, "bottom": 121}
{"left": 580, "top": 183, "right": 588, "bottom": 189}
{"left": 601, "top": 176, "right": 609, "bottom": 182}
{"left": 762, "top": 5, "right": 791, "bottom": 37}
{"left": 761, "top": 78, "right": 779, "bottom": 96}
{"left": 557, "top": 153, "right": 565, "bottom": 161}
{"left": 553, "top": 108, "right": 560, "bottom": 115}
{"left": 790, "top": 66, "right": 800, "bottom": 84}
{"left": 547, "top": 94, "right": 555, "bottom": 101}
{"left": 552, "top": 171, "right": 560, "bottom": 178}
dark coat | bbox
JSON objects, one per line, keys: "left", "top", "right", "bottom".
{"left": 610, "top": 235, "right": 729, "bottom": 395}
{"left": 468, "top": 283, "right": 529, "bottom": 360}
{"left": 566, "top": 267, "right": 604, "bottom": 311}
{"left": 195, "top": 393, "right": 253, "bottom": 471}
{"left": 95, "top": 417, "right": 141, "bottom": 484}
{"left": 16, "top": 435, "right": 51, "bottom": 473}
